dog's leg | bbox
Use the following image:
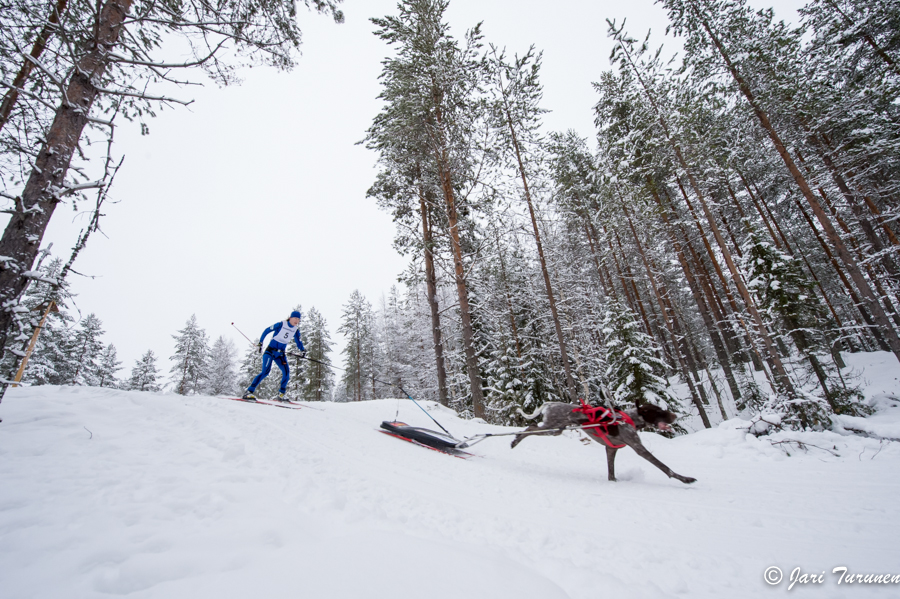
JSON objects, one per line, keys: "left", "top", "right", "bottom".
{"left": 511, "top": 425, "right": 540, "bottom": 448}
{"left": 605, "top": 446, "right": 619, "bottom": 481}
{"left": 617, "top": 428, "right": 696, "bottom": 484}
{"left": 511, "top": 424, "right": 566, "bottom": 448}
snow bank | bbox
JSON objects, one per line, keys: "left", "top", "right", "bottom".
{"left": 1, "top": 379, "right": 899, "bottom": 598}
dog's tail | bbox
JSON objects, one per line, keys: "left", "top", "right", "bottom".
{"left": 516, "top": 404, "right": 547, "bottom": 421}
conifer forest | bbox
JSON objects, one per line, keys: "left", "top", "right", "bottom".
{"left": 355, "top": 0, "right": 900, "bottom": 428}
{"left": 1, "top": 0, "right": 899, "bottom": 434}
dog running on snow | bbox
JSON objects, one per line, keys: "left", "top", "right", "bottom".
{"left": 511, "top": 402, "right": 696, "bottom": 484}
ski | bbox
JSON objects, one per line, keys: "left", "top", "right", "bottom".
{"left": 377, "top": 428, "right": 474, "bottom": 459}
{"left": 223, "top": 397, "right": 302, "bottom": 410}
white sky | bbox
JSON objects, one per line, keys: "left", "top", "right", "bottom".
{"left": 29, "top": 0, "right": 806, "bottom": 379}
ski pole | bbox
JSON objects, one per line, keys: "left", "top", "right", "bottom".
{"left": 231, "top": 322, "right": 255, "bottom": 345}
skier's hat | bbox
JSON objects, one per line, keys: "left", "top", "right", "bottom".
{"left": 290, "top": 310, "right": 302, "bottom": 320}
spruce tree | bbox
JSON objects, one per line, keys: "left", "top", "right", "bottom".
{"left": 282, "top": 304, "right": 306, "bottom": 399}
{"left": 299, "top": 306, "right": 334, "bottom": 401}
{"left": 337, "top": 290, "right": 376, "bottom": 401}
{"left": 169, "top": 314, "right": 209, "bottom": 395}
{"left": 96, "top": 344, "right": 122, "bottom": 388}
{"left": 601, "top": 300, "right": 680, "bottom": 412}
{"left": 68, "top": 314, "right": 106, "bottom": 386}
{"left": 741, "top": 229, "right": 867, "bottom": 423}
{"left": 205, "top": 336, "right": 238, "bottom": 396}
{"left": 128, "top": 350, "right": 161, "bottom": 392}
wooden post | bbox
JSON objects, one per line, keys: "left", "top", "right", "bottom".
{"left": 12, "top": 301, "right": 58, "bottom": 386}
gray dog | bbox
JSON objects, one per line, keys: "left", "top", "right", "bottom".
{"left": 511, "top": 402, "right": 696, "bottom": 484}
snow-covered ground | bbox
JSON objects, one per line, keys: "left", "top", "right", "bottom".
{"left": 1, "top": 355, "right": 899, "bottom": 598}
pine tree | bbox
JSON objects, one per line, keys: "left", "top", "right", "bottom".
{"left": 487, "top": 45, "right": 579, "bottom": 403}
{"left": 205, "top": 336, "right": 238, "bottom": 396}
{"left": 128, "top": 350, "right": 161, "bottom": 392}
{"left": 658, "top": 0, "right": 900, "bottom": 365}
{"left": 281, "top": 304, "right": 306, "bottom": 399}
{"left": 601, "top": 300, "right": 681, "bottom": 412}
{"left": 741, "top": 229, "right": 867, "bottom": 422}
{"left": 96, "top": 344, "right": 121, "bottom": 388}
{"left": 169, "top": 314, "right": 209, "bottom": 395}
{"left": 368, "top": 0, "right": 488, "bottom": 416}
{"left": 338, "top": 290, "right": 376, "bottom": 401}
{"left": 68, "top": 314, "right": 106, "bottom": 386}
{"left": 299, "top": 306, "right": 334, "bottom": 401}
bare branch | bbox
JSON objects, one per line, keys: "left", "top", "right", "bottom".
{"left": 108, "top": 37, "right": 229, "bottom": 69}
{"left": 91, "top": 86, "right": 193, "bottom": 105}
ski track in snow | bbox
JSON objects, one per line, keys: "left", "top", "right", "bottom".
{"left": 1, "top": 355, "right": 899, "bottom": 598}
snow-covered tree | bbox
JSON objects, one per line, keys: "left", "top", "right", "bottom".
{"left": 205, "top": 336, "right": 238, "bottom": 396}
{"left": 298, "top": 306, "right": 334, "bottom": 401}
{"left": 129, "top": 350, "right": 161, "bottom": 392}
{"left": 367, "top": 0, "right": 489, "bottom": 416}
{"left": 96, "top": 344, "right": 122, "bottom": 388}
{"left": 338, "top": 290, "right": 376, "bottom": 401}
{"left": 169, "top": 315, "right": 209, "bottom": 395}
{"left": 601, "top": 301, "right": 680, "bottom": 412}
{"left": 68, "top": 314, "right": 106, "bottom": 386}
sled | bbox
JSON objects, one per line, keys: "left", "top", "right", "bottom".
{"left": 379, "top": 421, "right": 473, "bottom": 458}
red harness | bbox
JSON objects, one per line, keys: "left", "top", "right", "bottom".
{"left": 572, "top": 399, "right": 634, "bottom": 449}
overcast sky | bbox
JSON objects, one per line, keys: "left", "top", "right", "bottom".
{"left": 29, "top": 0, "right": 806, "bottom": 383}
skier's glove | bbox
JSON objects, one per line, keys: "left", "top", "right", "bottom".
{"left": 257, "top": 342, "right": 263, "bottom": 354}
{"left": 300, "top": 350, "right": 307, "bottom": 359}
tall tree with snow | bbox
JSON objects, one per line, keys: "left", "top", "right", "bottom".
{"left": 169, "top": 315, "right": 209, "bottom": 396}
{"left": 68, "top": 314, "right": 106, "bottom": 386}
{"left": 205, "top": 336, "right": 238, "bottom": 396}
{"left": 338, "top": 290, "right": 376, "bottom": 402}
{"left": 299, "top": 306, "right": 334, "bottom": 402}
{"left": 658, "top": 0, "right": 900, "bottom": 365}
{"left": 368, "top": 0, "right": 488, "bottom": 416}
{"left": 487, "top": 45, "right": 579, "bottom": 404}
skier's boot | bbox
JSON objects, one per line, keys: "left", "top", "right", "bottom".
{"left": 242, "top": 391, "right": 257, "bottom": 401}
{"left": 275, "top": 392, "right": 288, "bottom": 402}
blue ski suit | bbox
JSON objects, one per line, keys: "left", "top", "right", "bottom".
{"left": 248, "top": 320, "right": 306, "bottom": 394}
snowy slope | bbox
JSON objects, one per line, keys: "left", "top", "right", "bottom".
{"left": 1, "top": 364, "right": 899, "bottom": 598}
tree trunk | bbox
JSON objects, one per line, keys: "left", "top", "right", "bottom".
{"left": 862, "top": 196, "right": 900, "bottom": 247}
{"left": 504, "top": 106, "right": 578, "bottom": 402}
{"left": 0, "top": 0, "right": 134, "bottom": 353}
{"left": 430, "top": 89, "right": 484, "bottom": 417}
{"left": 0, "top": 0, "right": 70, "bottom": 131}
{"left": 494, "top": 228, "right": 523, "bottom": 360}
{"left": 418, "top": 184, "right": 449, "bottom": 406}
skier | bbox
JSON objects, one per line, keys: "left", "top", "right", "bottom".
{"left": 243, "top": 310, "right": 306, "bottom": 401}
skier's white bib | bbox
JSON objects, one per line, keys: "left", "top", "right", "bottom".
{"left": 272, "top": 320, "right": 299, "bottom": 345}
